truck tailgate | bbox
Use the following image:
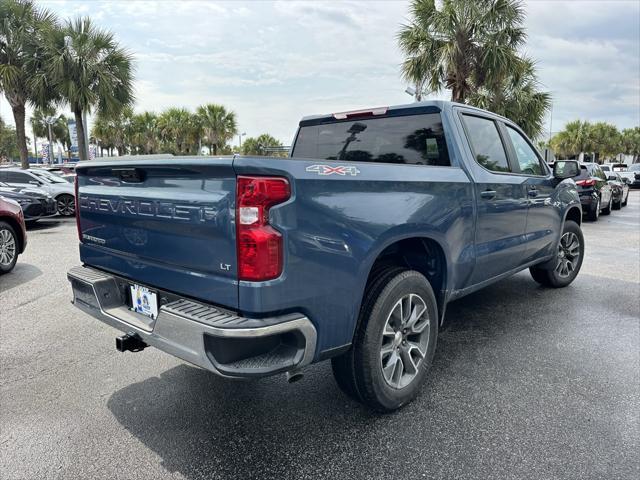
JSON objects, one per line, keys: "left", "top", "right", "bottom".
{"left": 75, "top": 159, "right": 238, "bottom": 309}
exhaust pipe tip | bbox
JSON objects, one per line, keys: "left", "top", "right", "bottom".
{"left": 286, "top": 371, "right": 304, "bottom": 383}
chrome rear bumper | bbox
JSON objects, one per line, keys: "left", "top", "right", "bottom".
{"left": 67, "top": 265, "right": 317, "bottom": 377}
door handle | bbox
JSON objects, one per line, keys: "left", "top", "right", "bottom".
{"left": 480, "top": 190, "right": 496, "bottom": 199}
{"left": 527, "top": 188, "right": 538, "bottom": 197}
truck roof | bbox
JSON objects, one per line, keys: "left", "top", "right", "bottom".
{"left": 298, "top": 100, "right": 509, "bottom": 125}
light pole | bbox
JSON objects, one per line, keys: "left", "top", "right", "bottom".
{"left": 44, "top": 116, "right": 58, "bottom": 165}
{"left": 238, "top": 132, "right": 246, "bottom": 149}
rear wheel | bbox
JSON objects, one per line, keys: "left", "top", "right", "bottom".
{"left": 56, "top": 194, "right": 75, "bottom": 216}
{"left": 601, "top": 195, "right": 612, "bottom": 215}
{"left": 332, "top": 269, "right": 438, "bottom": 411}
{"left": 586, "top": 196, "right": 600, "bottom": 221}
{"left": 613, "top": 197, "right": 621, "bottom": 210}
{"left": 0, "top": 221, "right": 19, "bottom": 274}
{"left": 530, "top": 220, "right": 584, "bottom": 288}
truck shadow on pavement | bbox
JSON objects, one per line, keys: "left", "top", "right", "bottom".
{"left": 106, "top": 271, "right": 639, "bottom": 480}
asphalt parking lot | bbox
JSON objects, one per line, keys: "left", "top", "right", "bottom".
{"left": 1, "top": 192, "right": 639, "bottom": 480}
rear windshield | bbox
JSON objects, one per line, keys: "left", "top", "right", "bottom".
{"left": 576, "top": 165, "right": 591, "bottom": 179}
{"left": 291, "top": 113, "right": 450, "bottom": 166}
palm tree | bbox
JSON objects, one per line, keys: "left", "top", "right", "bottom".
{"left": 242, "top": 134, "right": 284, "bottom": 156}
{"left": 398, "top": 0, "right": 526, "bottom": 103}
{"left": 46, "top": 17, "right": 134, "bottom": 160}
{"left": 196, "top": 104, "right": 238, "bottom": 155}
{"left": 468, "top": 58, "right": 551, "bottom": 139}
{"left": 550, "top": 120, "right": 593, "bottom": 158}
{"left": 129, "top": 111, "right": 159, "bottom": 154}
{"left": 157, "top": 108, "right": 195, "bottom": 155}
{"left": 91, "top": 107, "right": 132, "bottom": 156}
{"left": 0, "top": 0, "right": 58, "bottom": 168}
{"left": 620, "top": 127, "right": 640, "bottom": 163}
{"left": 30, "top": 107, "right": 70, "bottom": 156}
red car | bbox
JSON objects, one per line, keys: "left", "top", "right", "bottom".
{"left": 0, "top": 196, "right": 27, "bottom": 274}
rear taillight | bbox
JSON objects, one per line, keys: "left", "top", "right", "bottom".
{"left": 575, "top": 179, "right": 596, "bottom": 187}
{"left": 236, "top": 176, "right": 290, "bottom": 281}
{"left": 74, "top": 176, "right": 81, "bottom": 242}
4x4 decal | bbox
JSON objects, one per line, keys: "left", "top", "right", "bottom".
{"left": 306, "top": 164, "right": 361, "bottom": 176}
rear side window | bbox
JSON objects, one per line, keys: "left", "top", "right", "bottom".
{"left": 292, "top": 113, "right": 450, "bottom": 166}
{"left": 461, "top": 115, "right": 510, "bottom": 172}
{"left": 5, "top": 171, "right": 32, "bottom": 183}
{"left": 505, "top": 126, "right": 544, "bottom": 175}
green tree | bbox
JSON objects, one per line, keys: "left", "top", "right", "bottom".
{"left": 242, "top": 134, "right": 284, "bottom": 156}
{"left": 0, "top": 115, "right": 20, "bottom": 161}
{"left": 46, "top": 17, "right": 134, "bottom": 160}
{"left": 30, "top": 107, "right": 70, "bottom": 155}
{"left": 91, "top": 107, "right": 132, "bottom": 156}
{"left": 157, "top": 107, "right": 196, "bottom": 155}
{"left": 398, "top": 0, "right": 526, "bottom": 103}
{"left": 550, "top": 120, "right": 592, "bottom": 159}
{"left": 0, "top": 0, "right": 57, "bottom": 168}
{"left": 620, "top": 127, "right": 640, "bottom": 163}
{"left": 468, "top": 58, "right": 551, "bottom": 138}
{"left": 129, "top": 111, "right": 159, "bottom": 154}
{"left": 398, "top": 0, "right": 549, "bottom": 138}
{"left": 196, "top": 104, "right": 237, "bottom": 155}
{"left": 589, "top": 122, "right": 619, "bottom": 162}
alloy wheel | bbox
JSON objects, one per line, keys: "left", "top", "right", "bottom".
{"left": 380, "top": 293, "right": 430, "bottom": 389}
{"left": 555, "top": 231, "right": 581, "bottom": 278}
{"left": 0, "top": 228, "right": 16, "bottom": 267}
{"left": 57, "top": 196, "right": 75, "bottom": 216}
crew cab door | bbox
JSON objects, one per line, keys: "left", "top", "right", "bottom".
{"left": 501, "top": 123, "right": 560, "bottom": 263}
{"left": 458, "top": 113, "right": 528, "bottom": 285}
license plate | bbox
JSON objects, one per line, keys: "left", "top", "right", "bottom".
{"left": 130, "top": 284, "right": 158, "bottom": 320}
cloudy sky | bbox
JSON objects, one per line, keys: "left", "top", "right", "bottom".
{"left": 1, "top": 0, "right": 639, "bottom": 147}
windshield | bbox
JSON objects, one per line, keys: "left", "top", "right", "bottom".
{"left": 628, "top": 164, "right": 640, "bottom": 172}
{"left": 31, "top": 170, "right": 66, "bottom": 184}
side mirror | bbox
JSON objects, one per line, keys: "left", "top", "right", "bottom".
{"left": 29, "top": 180, "right": 41, "bottom": 186}
{"left": 553, "top": 160, "right": 580, "bottom": 180}
{"left": 608, "top": 175, "right": 617, "bottom": 181}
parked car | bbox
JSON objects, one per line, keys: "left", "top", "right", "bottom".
{"left": 0, "top": 196, "right": 27, "bottom": 274}
{"left": 606, "top": 172, "right": 630, "bottom": 209}
{"left": 624, "top": 164, "right": 640, "bottom": 188}
{"left": 67, "top": 101, "right": 584, "bottom": 411}
{"left": 0, "top": 182, "right": 57, "bottom": 223}
{"left": 0, "top": 168, "right": 75, "bottom": 216}
{"left": 574, "top": 163, "right": 614, "bottom": 221}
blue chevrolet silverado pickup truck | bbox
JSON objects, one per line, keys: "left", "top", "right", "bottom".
{"left": 67, "top": 101, "right": 584, "bottom": 411}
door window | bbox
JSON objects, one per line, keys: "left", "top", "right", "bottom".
{"left": 505, "top": 126, "right": 544, "bottom": 175}
{"left": 461, "top": 115, "right": 510, "bottom": 172}
{"left": 6, "top": 172, "right": 33, "bottom": 183}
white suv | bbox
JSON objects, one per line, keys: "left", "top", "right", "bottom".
{"left": 0, "top": 168, "right": 75, "bottom": 216}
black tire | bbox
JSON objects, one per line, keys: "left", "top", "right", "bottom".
{"left": 529, "top": 220, "right": 584, "bottom": 288}
{"left": 612, "top": 199, "right": 621, "bottom": 210}
{"left": 333, "top": 269, "right": 438, "bottom": 412}
{"left": 56, "top": 194, "right": 75, "bottom": 216}
{"left": 601, "top": 195, "right": 612, "bottom": 215}
{"left": 586, "top": 196, "right": 600, "bottom": 221}
{"left": 0, "top": 221, "right": 19, "bottom": 274}
{"left": 331, "top": 266, "right": 404, "bottom": 402}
